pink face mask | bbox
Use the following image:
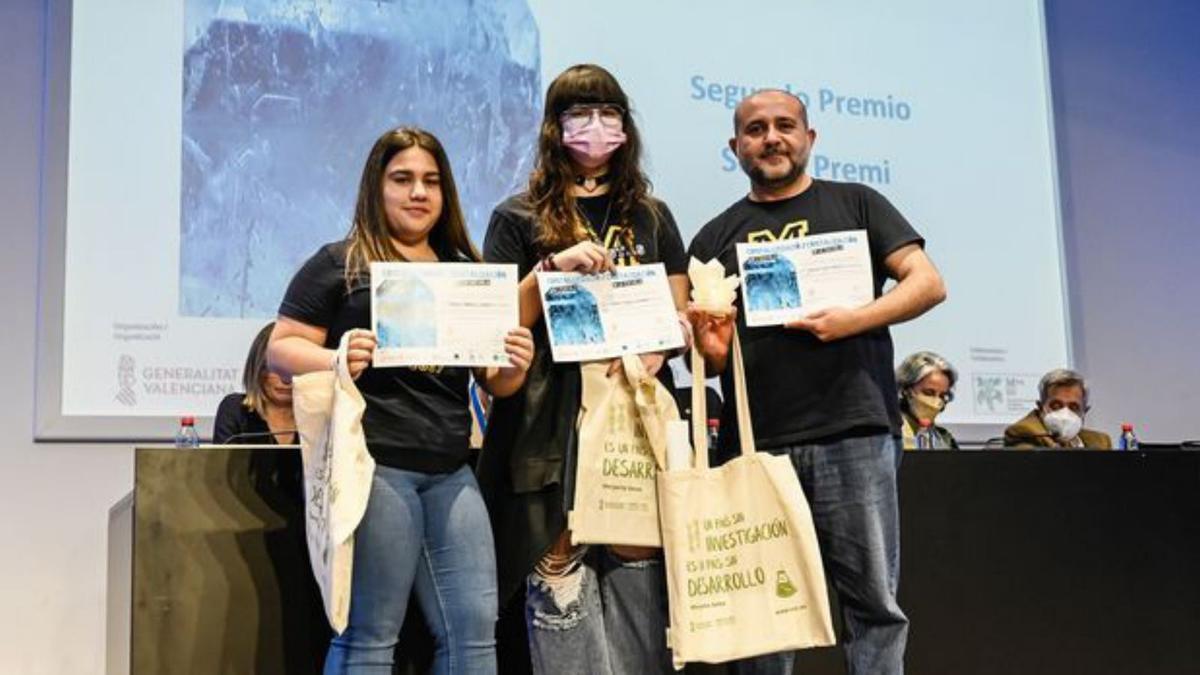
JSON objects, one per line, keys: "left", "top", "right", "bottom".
{"left": 561, "top": 105, "right": 627, "bottom": 169}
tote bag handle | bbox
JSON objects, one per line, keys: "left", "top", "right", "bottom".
{"left": 689, "top": 325, "right": 754, "bottom": 469}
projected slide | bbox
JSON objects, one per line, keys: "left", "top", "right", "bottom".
{"left": 56, "top": 0, "right": 1068, "bottom": 428}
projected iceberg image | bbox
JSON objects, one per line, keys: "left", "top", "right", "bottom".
{"left": 180, "top": 0, "right": 542, "bottom": 317}
{"left": 743, "top": 253, "right": 801, "bottom": 312}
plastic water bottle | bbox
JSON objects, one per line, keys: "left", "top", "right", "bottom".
{"left": 1118, "top": 423, "right": 1139, "bottom": 451}
{"left": 174, "top": 416, "right": 200, "bottom": 449}
{"left": 915, "top": 419, "right": 935, "bottom": 450}
{"left": 707, "top": 418, "right": 721, "bottom": 453}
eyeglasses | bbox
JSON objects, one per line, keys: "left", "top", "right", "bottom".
{"left": 561, "top": 104, "right": 625, "bottom": 132}
{"left": 916, "top": 388, "right": 954, "bottom": 403}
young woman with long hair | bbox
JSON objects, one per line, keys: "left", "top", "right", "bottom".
{"left": 478, "top": 64, "right": 689, "bottom": 674}
{"left": 268, "top": 127, "right": 534, "bottom": 674}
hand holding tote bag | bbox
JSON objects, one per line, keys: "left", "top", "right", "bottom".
{"left": 291, "top": 331, "right": 376, "bottom": 634}
{"left": 568, "top": 353, "right": 679, "bottom": 547}
{"left": 658, "top": 331, "right": 835, "bottom": 668}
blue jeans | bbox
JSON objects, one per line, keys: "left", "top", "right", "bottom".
{"left": 325, "top": 464, "right": 498, "bottom": 675}
{"left": 732, "top": 433, "right": 909, "bottom": 675}
{"left": 525, "top": 546, "right": 672, "bottom": 675}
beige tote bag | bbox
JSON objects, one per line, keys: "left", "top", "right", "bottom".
{"left": 659, "top": 331, "right": 835, "bottom": 668}
{"left": 568, "top": 353, "right": 679, "bottom": 547}
{"left": 291, "top": 332, "right": 376, "bottom": 634}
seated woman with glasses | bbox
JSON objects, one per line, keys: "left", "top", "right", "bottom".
{"left": 895, "top": 350, "right": 959, "bottom": 449}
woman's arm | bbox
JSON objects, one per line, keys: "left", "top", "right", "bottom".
{"left": 267, "top": 316, "right": 376, "bottom": 381}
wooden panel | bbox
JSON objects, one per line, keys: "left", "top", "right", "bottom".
{"left": 132, "top": 446, "right": 327, "bottom": 675}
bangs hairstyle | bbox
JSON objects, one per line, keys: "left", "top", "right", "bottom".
{"left": 241, "top": 322, "right": 276, "bottom": 418}
{"left": 345, "top": 127, "right": 480, "bottom": 285}
{"left": 528, "top": 64, "right": 659, "bottom": 251}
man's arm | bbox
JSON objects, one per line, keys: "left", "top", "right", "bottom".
{"left": 787, "top": 243, "right": 946, "bottom": 342}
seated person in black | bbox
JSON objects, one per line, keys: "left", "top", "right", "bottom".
{"left": 213, "top": 321, "right": 295, "bottom": 445}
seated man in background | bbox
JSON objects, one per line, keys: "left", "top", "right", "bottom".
{"left": 1004, "top": 368, "right": 1112, "bottom": 449}
{"left": 896, "top": 351, "right": 959, "bottom": 449}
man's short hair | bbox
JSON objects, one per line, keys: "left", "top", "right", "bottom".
{"left": 733, "top": 89, "right": 810, "bottom": 133}
{"left": 1038, "top": 368, "right": 1090, "bottom": 409}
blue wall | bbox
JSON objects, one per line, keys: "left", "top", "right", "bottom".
{"left": 1046, "top": 0, "right": 1200, "bottom": 440}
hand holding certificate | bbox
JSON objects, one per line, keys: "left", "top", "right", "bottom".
{"left": 736, "top": 231, "right": 875, "bottom": 328}
{"left": 370, "top": 262, "right": 519, "bottom": 367}
{"left": 537, "top": 263, "right": 684, "bottom": 363}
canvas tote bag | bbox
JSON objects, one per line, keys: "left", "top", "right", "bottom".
{"left": 291, "top": 331, "right": 376, "bottom": 634}
{"left": 568, "top": 353, "right": 679, "bottom": 547}
{"left": 659, "top": 330, "right": 835, "bottom": 668}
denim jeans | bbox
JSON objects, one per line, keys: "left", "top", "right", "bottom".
{"left": 732, "top": 433, "right": 909, "bottom": 675}
{"left": 325, "top": 464, "right": 498, "bottom": 675}
{"left": 525, "top": 546, "right": 672, "bottom": 675}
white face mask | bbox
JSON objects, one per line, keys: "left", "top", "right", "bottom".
{"left": 1043, "top": 408, "right": 1083, "bottom": 440}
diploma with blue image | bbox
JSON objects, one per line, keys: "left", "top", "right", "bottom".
{"left": 370, "top": 262, "right": 519, "bottom": 367}
{"left": 736, "top": 231, "right": 874, "bottom": 327}
{"left": 537, "top": 263, "right": 684, "bottom": 362}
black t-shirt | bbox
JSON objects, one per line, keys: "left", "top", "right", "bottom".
{"left": 688, "top": 179, "right": 923, "bottom": 452}
{"left": 278, "top": 241, "right": 471, "bottom": 473}
{"left": 481, "top": 193, "right": 688, "bottom": 488}
{"left": 213, "top": 393, "right": 277, "bottom": 444}
{"left": 478, "top": 191, "right": 687, "bottom": 601}
{"left": 487, "top": 191, "right": 688, "bottom": 275}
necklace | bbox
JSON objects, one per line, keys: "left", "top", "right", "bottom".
{"left": 573, "top": 172, "right": 611, "bottom": 194}
{"left": 576, "top": 193, "right": 614, "bottom": 243}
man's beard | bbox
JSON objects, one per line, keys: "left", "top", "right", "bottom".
{"left": 742, "top": 149, "right": 807, "bottom": 190}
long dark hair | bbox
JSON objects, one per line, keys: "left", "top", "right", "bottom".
{"left": 528, "top": 64, "right": 658, "bottom": 251}
{"left": 345, "top": 127, "right": 480, "bottom": 285}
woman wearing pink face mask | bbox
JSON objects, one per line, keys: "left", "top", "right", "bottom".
{"left": 478, "top": 64, "right": 689, "bottom": 674}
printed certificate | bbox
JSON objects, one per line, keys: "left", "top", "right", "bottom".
{"left": 735, "top": 231, "right": 874, "bottom": 327}
{"left": 370, "top": 262, "right": 518, "bottom": 367}
{"left": 537, "top": 263, "right": 684, "bottom": 362}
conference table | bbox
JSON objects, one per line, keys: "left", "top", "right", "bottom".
{"left": 107, "top": 446, "right": 1200, "bottom": 675}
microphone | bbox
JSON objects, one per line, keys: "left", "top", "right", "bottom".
{"left": 218, "top": 429, "right": 299, "bottom": 445}
{"left": 981, "top": 433, "right": 1058, "bottom": 448}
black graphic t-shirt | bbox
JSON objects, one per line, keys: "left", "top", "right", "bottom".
{"left": 480, "top": 193, "right": 688, "bottom": 490}
{"left": 575, "top": 192, "right": 689, "bottom": 271}
{"left": 278, "top": 241, "right": 471, "bottom": 473}
{"left": 688, "top": 179, "right": 923, "bottom": 452}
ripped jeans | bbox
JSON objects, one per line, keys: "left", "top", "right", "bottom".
{"left": 525, "top": 545, "right": 672, "bottom": 675}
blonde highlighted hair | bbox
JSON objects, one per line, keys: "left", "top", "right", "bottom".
{"left": 241, "top": 322, "right": 276, "bottom": 418}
